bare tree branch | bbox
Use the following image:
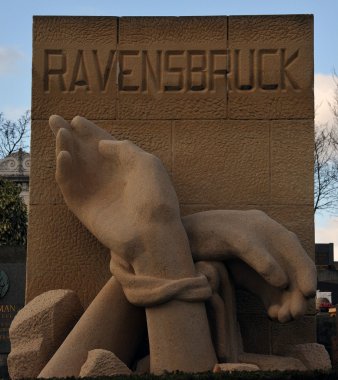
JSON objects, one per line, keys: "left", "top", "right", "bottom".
{"left": 0, "top": 110, "right": 30, "bottom": 158}
{"left": 315, "top": 74, "right": 338, "bottom": 213}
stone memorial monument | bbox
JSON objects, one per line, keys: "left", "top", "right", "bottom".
{"left": 8, "top": 15, "right": 330, "bottom": 378}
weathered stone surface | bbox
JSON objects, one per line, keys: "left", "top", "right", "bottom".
{"left": 182, "top": 204, "right": 316, "bottom": 319}
{"left": 185, "top": 209, "right": 316, "bottom": 328}
{"left": 237, "top": 314, "right": 271, "bottom": 355}
{"left": 271, "top": 121, "right": 314, "bottom": 205}
{"left": 29, "top": 120, "right": 70, "bottom": 206}
{"left": 173, "top": 120, "right": 270, "bottom": 205}
{"left": 173, "top": 120, "right": 313, "bottom": 207}
{"left": 26, "top": 204, "right": 110, "bottom": 308}
{"left": 260, "top": 205, "right": 314, "bottom": 261}
{"left": 236, "top": 290, "right": 266, "bottom": 315}
{"left": 32, "top": 17, "right": 117, "bottom": 120}
{"left": 228, "top": 15, "right": 313, "bottom": 120}
{"left": 182, "top": 204, "right": 314, "bottom": 265}
{"left": 8, "top": 290, "right": 83, "bottom": 379}
{"left": 118, "top": 17, "right": 228, "bottom": 120}
{"left": 271, "top": 316, "right": 316, "bottom": 353}
{"left": 196, "top": 261, "right": 239, "bottom": 362}
{"left": 180, "top": 204, "right": 313, "bottom": 256}
{"left": 29, "top": 120, "right": 172, "bottom": 205}
{"left": 236, "top": 290, "right": 315, "bottom": 317}
{"left": 214, "top": 363, "right": 260, "bottom": 372}
{"left": 38, "top": 278, "right": 146, "bottom": 378}
{"left": 29, "top": 15, "right": 315, "bottom": 363}
{"left": 278, "top": 343, "right": 331, "bottom": 371}
{"left": 45, "top": 115, "right": 217, "bottom": 374}
{"left": 135, "top": 355, "right": 150, "bottom": 374}
{"left": 239, "top": 353, "right": 306, "bottom": 371}
{"left": 237, "top": 292, "right": 316, "bottom": 356}
{"left": 109, "top": 120, "right": 172, "bottom": 172}
{"left": 79, "top": 349, "right": 131, "bottom": 377}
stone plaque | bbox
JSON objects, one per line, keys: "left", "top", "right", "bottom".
{"left": 28, "top": 15, "right": 314, "bottom": 354}
{"left": 0, "top": 263, "right": 25, "bottom": 353}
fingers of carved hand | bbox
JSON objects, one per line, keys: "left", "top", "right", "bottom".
{"left": 70, "top": 116, "right": 113, "bottom": 140}
{"left": 241, "top": 246, "right": 288, "bottom": 290}
{"left": 277, "top": 298, "right": 292, "bottom": 323}
{"left": 254, "top": 216, "right": 316, "bottom": 301}
{"left": 288, "top": 240, "right": 317, "bottom": 299}
{"left": 56, "top": 150, "right": 74, "bottom": 187}
{"left": 55, "top": 128, "right": 75, "bottom": 188}
{"left": 267, "top": 304, "right": 280, "bottom": 321}
{"left": 276, "top": 232, "right": 317, "bottom": 299}
{"left": 289, "top": 289, "right": 307, "bottom": 320}
{"left": 56, "top": 128, "right": 73, "bottom": 155}
{"left": 266, "top": 288, "right": 307, "bottom": 323}
{"left": 99, "top": 139, "right": 143, "bottom": 167}
{"left": 49, "top": 115, "right": 71, "bottom": 136}
{"left": 297, "top": 265, "right": 317, "bottom": 299}
{"left": 276, "top": 289, "right": 307, "bottom": 323}
{"left": 50, "top": 114, "right": 114, "bottom": 142}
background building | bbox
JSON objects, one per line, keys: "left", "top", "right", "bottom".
{"left": 0, "top": 150, "right": 30, "bottom": 206}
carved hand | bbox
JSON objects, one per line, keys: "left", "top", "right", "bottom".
{"left": 49, "top": 115, "right": 219, "bottom": 372}
{"left": 50, "top": 116, "right": 316, "bottom": 323}
{"left": 183, "top": 210, "right": 316, "bottom": 323}
{"left": 49, "top": 115, "right": 196, "bottom": 278}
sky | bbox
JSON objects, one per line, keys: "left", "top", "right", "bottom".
{"left": 1, "top": 0, "right": 338, "bottom": 255}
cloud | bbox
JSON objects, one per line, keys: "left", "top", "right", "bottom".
{"left": 315, "top": 216, "right": 338, "bottom": 260}
{"left": 315, "top": 73, "right": 337, "bottom": 126}
{"left": 0, "top": 47, "right": 24, "bottom": 75}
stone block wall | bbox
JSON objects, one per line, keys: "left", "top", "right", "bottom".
{"left": 28, "top": 15, "right": 315, "bottom": 353}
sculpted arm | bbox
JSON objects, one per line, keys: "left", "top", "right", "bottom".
{"left": 49, "top": 115, "right": 217, "bottom": 373}
{"left": 51, "top": 115, "right": 316, "bottom": 325}
{"left": 182, "top": 210, "right": 316, "bottom": 323}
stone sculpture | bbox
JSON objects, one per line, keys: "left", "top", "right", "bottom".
{"left": 8, "top": 290, "right": 83, "bottom": 379}
{"left": 10, "top": 115, "right": 320, "bottom": 377}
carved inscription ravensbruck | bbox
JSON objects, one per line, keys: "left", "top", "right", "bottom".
{"left": 43, "top": 48, "right": 302, "bottom": 94}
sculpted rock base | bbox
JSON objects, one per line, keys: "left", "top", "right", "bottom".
{"left": 9, "top": 287, "right": 330, "bottom": 377}
{"left": 277, "top": 343, "right": 332, "bottom": 371}
{"left": 214, "top": 363, "right": 260, "bottom": 372}
{"left": 135, "top": 355, "right": 150, "bottom": 374}
{"left": 238, "top": 353, "right": 307, "bottom": 371}
{"left": 79, "top": 349, "right": 132, "bottom": 377}
{"left": 8, "top": 290, "right": 83, "bottom": 379}
{"left": 38, "top": 278, "right": 146, "bottom": 378}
